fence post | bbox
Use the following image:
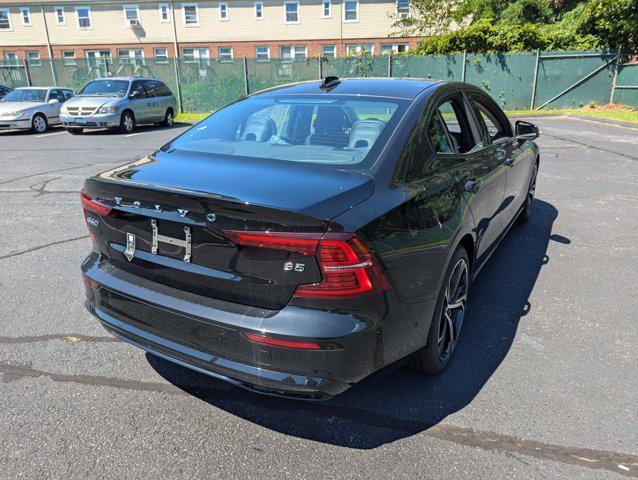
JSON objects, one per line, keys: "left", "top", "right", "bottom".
{"left": 23, "top": 58, "right": 32, "bottom": 86}
{"left": 461, "top": 50, "right": 467, "bottom": 82}
{"left": 530, "top": 49, "right": 541, "bottom": 110}
{"left": 173, "top": 59, "right": 183, "bottom": 113}
{"left": 387, "top": 54, "right": 392, "bottom": 77}
{"left": 243, "top": 57, "right": 249, "bottom": 95}
{"left": 104, "top": 58, "right": 110, "bottom": 78}
{"left": 609, "top": 47, "right": 622, "bottom": 104}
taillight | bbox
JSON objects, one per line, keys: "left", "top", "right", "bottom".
{"left": 226, "top": 230, "right": 389, "bottom": 299}
{"left": 80, "top": 189, "right": 113, "bottom": 216}
{"left": 244, "top": 333, "right": 321, "bottom": 350}
{"left": 295, "top": 233, "right": 390, "bottom": 298}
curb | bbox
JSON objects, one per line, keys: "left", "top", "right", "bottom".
{"left": 508, "top": 113, "right": 638, "bottom": 129}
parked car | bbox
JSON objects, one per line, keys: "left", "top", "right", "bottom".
{"left": 0, "top": 86, "right": 74, "bottom": 133}
{"left": 0, "top": 84, "right": 12, "bottom": 99}
{"left": 80, "top": 77, "right": 540, "bottom": 400}
{"left": 60, "top": 77, "right": 177, "bottom": 134}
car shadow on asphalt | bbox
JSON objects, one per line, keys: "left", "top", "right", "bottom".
{"left": 148, "top": 198, "right": 564, "bottom": 449}
{"left": 74, "top": 123, "right": 191, "bottom": 135}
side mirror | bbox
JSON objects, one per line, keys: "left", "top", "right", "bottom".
{"left": 129, "top": 90, "right": 141, "bottom": 99}
{"left": 48, "top": 98, "right": 59, "bottom": 104}
{"left": 515, "top": 120, "right": 539, "bottom": 141}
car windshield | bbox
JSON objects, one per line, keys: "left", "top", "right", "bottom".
{"left": 1, "top": 89, "right": 47, "bottom": 102}
{"left": 79, "top": 80, "right": 130, "bottom": 97}
{"left": 165, "top": 94, "right": 407, "bottom": 167}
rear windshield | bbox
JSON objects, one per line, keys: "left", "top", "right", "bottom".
{"left": 79, "top": 80, "right": 130, "bottom": 97}
{"left": 2, "top": 89, "right": 47, "bottom": 102}
{"left": 166, "top": 95, "right": 407, "bottom": 167}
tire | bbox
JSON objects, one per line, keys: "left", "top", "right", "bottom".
{"left": 161, "top": 109, "right": 174, "bottom": 128}
{"left": 118, "top": 111, "right": 135, "bottom": 134}
{"left": 66, "top": 128, "right": 83, "bottom": 135}
{"left": 31, "top": 113, "right": 48, "bottom": 133}
{"left": 411, "top": 246, "right": 470, "bottom": 374}
{"left": 517, "top": 161, "right": 538, "bottom": 224}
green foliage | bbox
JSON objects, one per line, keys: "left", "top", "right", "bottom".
{"left": 407, "top": 0, "right": 637, "bottom": 54}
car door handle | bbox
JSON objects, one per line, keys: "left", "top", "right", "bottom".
{"left": 464, "top": 180, "right": 480, "bottom": 193}
{"left": 504, "top": 155, "right": 515, "bottom": 166}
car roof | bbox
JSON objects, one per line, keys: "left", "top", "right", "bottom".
{"left": 255, "top": 77, "right": 444, "bottom": 100}
{"left": 92, "top": 76, "right": 161, "bottom": 82}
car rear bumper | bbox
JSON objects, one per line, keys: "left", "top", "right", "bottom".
{"left": 81, "top": 252, "right": 382, "bottom": 400}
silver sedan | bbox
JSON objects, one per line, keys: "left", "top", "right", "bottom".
{"left": 0, "top": 87, "right": 75, "bottom": 133}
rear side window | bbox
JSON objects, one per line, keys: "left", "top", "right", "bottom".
{"left": 157, "top": 82, "right": 172, "bottom": 97}
{"left": 167, "top": 95, "right": 407, "bottom": 168}
{"left": 470, "top": 98, "right": 509, "bottom": 144}
{"left": 428, "top": 97, "right": 477, "bottom": 154}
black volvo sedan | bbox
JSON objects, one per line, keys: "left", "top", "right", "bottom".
{"left": 81, "top": 77, "right": 539, "bottom": 399}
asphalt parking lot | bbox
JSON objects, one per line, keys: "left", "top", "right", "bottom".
{"left": 0, "top": 118, "right": 636, "bottom": 479}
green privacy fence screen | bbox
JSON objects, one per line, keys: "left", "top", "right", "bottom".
{"left": 1, "top": 50, "right": 636, "bottom": 113}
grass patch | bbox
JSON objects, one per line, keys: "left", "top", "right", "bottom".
{"left": 506, "top": 105, "right": 638, "bottom": 124}
{"left": 175, "top": 112, "right": 209, "bottom": 124}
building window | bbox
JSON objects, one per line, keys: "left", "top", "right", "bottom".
{"left": 159, "top": 3, "right": 170, "bottom": 22}
{"left": 62, "top": 50, "right": 76, "bottom": 65}
{"left": 26, "top": 51, "right": 41, "bottom": 66}
{"left": 20, "top": 8, "right": 32, "bottom": 26}
{"left": 219, "top": 2, "right": 228, "bottom": 20}
{"left": 123, "top": 5, "right": 140, "bottom": 27}
{"left": 76, "top": 7, "right": 92, "bottom": 29}
{"left": 182, "top": 47, "right": 209, "bottom": 64}
{"left": 254, "top": 2, "right": 263, "bottom": 20}
{"left": 118, "top": 49, "right": 144, "bottom": 65}
{"left": 0, "top": 9, "right": 12, "bottom": 30}
{"left": 154, "top": 48, "right": 168, "bottom": 63}
{"left": 55, "top": 7, "right": 66, "bottom": 25}
{"left": 280, "top": 45, "right": 306, "bottom": 61}
{"left": 218, "top": 47, "right": 233, "bottom": 62}
{"left": 183, "top": 3, "right": 199, "bottom": 26}
{"left": 396, "top": 0, "right": 409, "bottom": 18}
{"left": 322, "top": 0, "right": 331, "bottom": 18}
{"left": 343, "top": 0, "right": 358, "bottom": 21}
{"left": 381, "top": 43, "right": 409, "bottom": 55}
{"left": 346, "top": 43, "right": 373, "bottom": 55}
{"left": 256, "top": 46, "right": 269, "bottom": 62}
{"left": 284, "top": 1, "right": 299, "bottom": 23}
{"left": 322, "top": 45, "right": 336, "bottom": 59}
{"left": 4, "top": 52, "right": 18, "bottom": 66}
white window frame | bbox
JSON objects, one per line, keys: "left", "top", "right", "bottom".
{"left": 122, "top": 5, "right": 140, "bottom": 28}
{"left": 280, "top": 45, "right": 306, "bottom": 61}
{"left": 0, "top": 9, "right": 12, "bottom": 31}
{"left": 20, "top": 8, "right": 32, "bottom": 26}
{"left": 254, "top": 1, "right": 263, "bottom": 20}
{"left": 182, "top": 3, "right": 199, "bottom": 27}
{"left": 381, "top": 42, "right": 409, "bottom": 54}
{"left": 284, "top": 1, "right": 299, "bottom": 24}
{"left": 219, "top": 2, "right": 228, "bottom": 21}
{"left": 62, "top": 50, "right": 76, "bottom": 65}
{"left": 118, "top": 48, "right": 145, "bottom": 64}
{"left": 255, "top": 45, "right": 269, "bottom": 61}
{"left": 26, "top": 50, "right": 41, "bottom": 66}
{"left": 4, "top": 52, "right": 18, "bottom": 66}
{"left": 76, "top": 6, "right": 92, "bottom": 30}
{"left": 54, "top": 6, "right": 66, "bottom": 25}
{"left": 154, "top": 47, "right": 168, "bottom": 63}
{"left": 181, "top": 47, "right": 208, "bottom": 63}
{"left": 322, "top": 0, "right": 331, "bottom": 18}
{"left": 322, "top": 44, "right": 336, "bottom": 58}
{"left": 159, "top": 3, "right": 171, "bottom": 22}
{"left": 218, "top": 46, "right": 233, "bottom": 62}
{"left": 343, "top": 0, "right": 358, "bottom": 22}
{"left": 396, "top": 0, "right": 409, "bottom": 18}
{"left": 346, "top": 43, "right": 373, "bottom": 55}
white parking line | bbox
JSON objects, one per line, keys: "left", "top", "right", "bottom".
{"left": 35, "top": 130, "right": 67, "bottom": 138}
{"left": 125, "top": 132, "right": 144, "bottom": 138}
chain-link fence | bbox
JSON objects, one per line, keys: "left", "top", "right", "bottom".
{"left": 1, "top": 50, "right": 636, "bottom": 113}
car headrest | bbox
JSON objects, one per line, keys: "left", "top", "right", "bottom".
{"left": 347, "top": 119, "right": 386, "bottom": 149}
{"left": 240, "top": 116, "right": 276, "bottom": 142}
{"left": 313, "top": 106, "right": 346, "bottom": 135}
